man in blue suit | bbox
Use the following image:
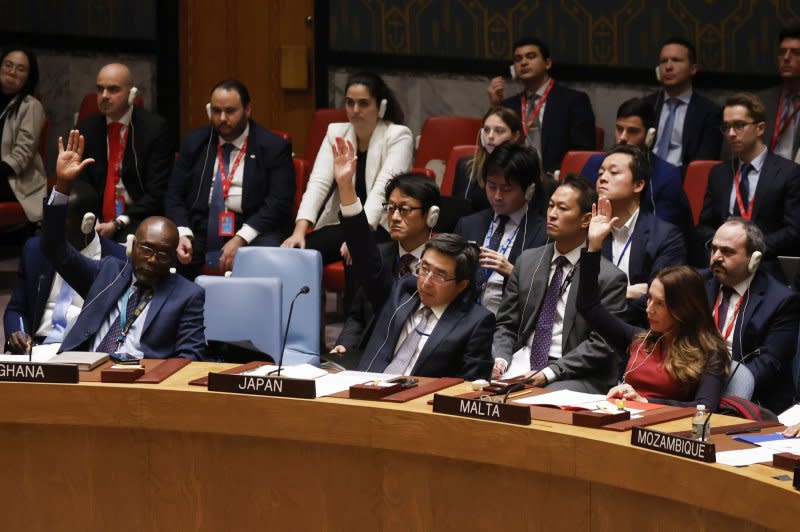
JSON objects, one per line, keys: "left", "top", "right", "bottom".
{"left": 3, "top": 180, "right": 125, "bottom": 352}
{"left": 487, "top": 37, "right": 596, "bottom": 174}
{"left": 166, "top": 79, "right": 295, "bottom": 277}
{"left": 42, "top": 130, "right": 206, "bottom": 360}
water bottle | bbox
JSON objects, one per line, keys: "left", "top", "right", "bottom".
{"left": 691, "top": 404, "right": 709, "bottom": 441}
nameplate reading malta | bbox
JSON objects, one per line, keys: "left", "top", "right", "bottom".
{"left": 631, "top": 426, "right": 716, "bottom": 463}
{"left": 433, "top": 394, "right": 531, "bottom": 425}
{"left": 207, "top": 372, "right": 316, "bottom": 399}
{"left": 0, "top": 362, "right": 79, "bottom": 383}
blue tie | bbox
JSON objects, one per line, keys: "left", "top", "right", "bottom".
{"left": 205, "top": 143, "right": 234, "bottom": 268}
{"left": 656, "top": 99, "right": 679, "bottom": 160}
{"left": 481, "top": 215, "right": 509, "bottom": 287}
{"left": 733, "top": 163, "right": 752, "bottom": 216}
{"left": 42, "top": 280, "right": 74, "bottom": 344}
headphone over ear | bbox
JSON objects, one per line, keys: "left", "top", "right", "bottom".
{"left": 645, "top": 128, "right": 657, "bottom": 149}
{"left": 378, "top": 98, "right": 388, "bottom": 119}
{"left": 524, "top": 182, "right": 536, "bottom": 202}
{"left": 654, "top": 65, "right": 662, "bottom": 82}
{"left": 128, "top": 86, "right": 139, "bottom": 106}
{"left": 206, "top": 102, "right": 212, "bottom": 120}
{"left": 425, "top": 206, "right": 440, "bottom": 229}
{"left": 748, "top": 250, "right": 763, "bottom": 273}
{"left": 125, "top": 234, "right": 135, "bottom": 257}
{"left": 81, "top": 212, "right": 96, "bottom": 236}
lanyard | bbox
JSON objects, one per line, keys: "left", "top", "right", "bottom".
{"left": 733, "top": 165, "right": 756, "bottom": 221}
{"left": 118, "top": 287, "right": 153, "bottom": 344}
{"left": 713, "top": 290, "right": 746, "bottom": 341}
{"left": 770, "top": 91, "right": 800, "bottom": 151}
{"left": 216, "top": 138, "right": 248, "bottom": 201}
{"left": 520, "top": 79, "right": 554, "bottom": 136}
{"left": 483, "top": 216, "right": 521, "bottom": 257}
{"left": 613, "top": 234, "right": 634, "bottom": 267}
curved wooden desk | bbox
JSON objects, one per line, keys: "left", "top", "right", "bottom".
{"left": 0, "top": 362, "right": 797, "bottom": 531}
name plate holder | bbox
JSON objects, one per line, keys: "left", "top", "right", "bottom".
{"left": 207, "top": 372, "right": 316, "bottom": 399}
{"left": 0, "top": 362, "right": 79, "bottom": 383}
{"left": 433, "top": 394, "right": 531, "bottom": 426}
{"left": 631, "top": 426, "right": 716, "bottom": 463}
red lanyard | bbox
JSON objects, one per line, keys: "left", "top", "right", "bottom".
{"left": 216, "top": 138, "right": 248, "bottom": 200}
{"left": 520, "top": 79, "right": 554, "bottom": 136}
{"left": 733, "top": 165, "right": 755, "bottom": 220}
{"left": 770, "top": 91, "right": 800, "bottom": 151}
{"left": 713, "top": 290, "right": 746, "bottom": 340}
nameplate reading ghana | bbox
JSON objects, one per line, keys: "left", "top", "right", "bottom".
{"left": 207, "top": 372, "right": 316, "bottom": 399}
{"left": 631, "top": 426, "right": 716, "bottom": 463}
{"left": 0, "top": 362, "right": 79, "bottom": 383}
{"left": 432, "top": 394, "right": 532, "bottom": 425}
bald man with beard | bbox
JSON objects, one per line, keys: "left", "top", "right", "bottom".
{"left": 40, "top": 130, "right": 205, "bottom": 360}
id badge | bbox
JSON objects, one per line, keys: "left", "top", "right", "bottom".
{"left": 115, "top": 194, "right": 126, "bottom": 216}
{"left": 218, "top": 211, "right": 235, "bottom": 237}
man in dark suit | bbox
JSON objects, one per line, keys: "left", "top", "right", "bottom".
{"left": 697, "top": 92, "right": 800, "bottom": 281}
{"left": 595, "top": 145, "right": 686, "bottom": 326}
{"left": 42, "top": 130, "right": 206, "bottom": 360}
{"left": 762, "top": 26, "right": 800, "bottom": 164}
{"left": 333, "top": 137, "right": 493, "bottom": 380}
{"left": 76, "top": 63, "right": 172, "bottom": 242}
{"left": 704, "top": 219, "right": 800, "bottom": 413}
{"left": 492, "top": 175, "right": 627, "bottom": 393}
{"left": 3, "top": 180, "right": 125, "bottom": 352}
{"left": 166, "top": 79, "right": 295, "bottom": 277}
{"left": 487, "top": 37, "right": 596, "bottom": 174}
{"left": 644, "top": 38, "right": 722, "bottom": 167}
{"left": 453, "top": 143, "right": 547, "bottom": 314}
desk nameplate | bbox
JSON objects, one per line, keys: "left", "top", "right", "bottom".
{"left": 433, "top": 394, "right": 531, "bottom": 425}
{"left": 632, "top": 426, "right": 716, "bottom": 463}
{"left": 207, "top": 372, "right": 316, "bottom": 399}
{"left": 0, "top": 362, "right": 79, "bottom": 383}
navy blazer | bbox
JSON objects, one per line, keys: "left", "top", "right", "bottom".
{"left": 703, "top": 269, "right": 800, "bottom": 413}
{"left": 501, "top": 83, "right": 596, "bottom": 173}
{"left": 645, "top": 90, "right": 723, "bottom": 166}
{"left": 3, "top": 235, "right": 125, "bottom": 341}
{"left": 342, "top": 209, "right": 494, "bottom": 380}
{"left": 76, "top": 107, "right": 172, "bottom": 225}
{"left": 41, "top": 203, "right": 206, "bottom": 360}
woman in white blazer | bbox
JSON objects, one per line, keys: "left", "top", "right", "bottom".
{"left": 0, "top": 48, "right": 46, "bottom": 223}
{"left": 282, "top": 72, "right": 413, "bottom": 264}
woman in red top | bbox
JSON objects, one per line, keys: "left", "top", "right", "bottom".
{"left": 578, "top": 198, "right": 729, "bottom": 409}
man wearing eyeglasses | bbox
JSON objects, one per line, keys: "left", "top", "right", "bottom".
{"left": 39, "top": 130, "right": 206, "bottom": 360}
{"left": 697, "top": 92, "right": 800, "bottom": 282}
{"left": 333, "top": 137, "right": 494, "bottom": 380}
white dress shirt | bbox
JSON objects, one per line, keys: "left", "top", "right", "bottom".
{"left": 716, "top": 275, "right": 754, "bottom": 354}
{"left": 610, "top": 208, "right": 639, "bottom": 282}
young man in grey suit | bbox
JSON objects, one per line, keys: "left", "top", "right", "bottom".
{"left": 492, "top": 175, "right": 627, "bottom": 393}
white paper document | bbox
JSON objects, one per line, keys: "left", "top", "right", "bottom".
{"left": 501, "top": 347, "right": 532, "bottom": 379}
{"left": 240, "top": 363, "right": 328, "bottom": 380}
{"left": 0, "top": 344, "right": 60, "bottom": 363}
{"left": 513, "top": 389, "right": 608, "bottom": 407}
{"left": 715, "top": 447, "right": 777, "bottom": 467}
{"left": 778, "top": 404, "right": 800, "bottom": 427}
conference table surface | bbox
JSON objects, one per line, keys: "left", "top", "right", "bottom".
{"left": 0, "top": 361, "right": 798, "bottom": 531}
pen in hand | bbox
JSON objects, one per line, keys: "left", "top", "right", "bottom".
{"left": 18, "top": 316, "right": 32, "bottom": 362}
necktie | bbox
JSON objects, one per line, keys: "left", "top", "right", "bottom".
{"left": 655, "top": 99, "right": 679, "bottom": 159}
{"left": 733, "top": 163, "right": 752, "bottom": 216}
{"left": 385, "top": 306, "right": 433, "bottom": 374}
{"left": 397, "top": 253, "right": 417, "bottom": 278}
{"left": 481, "top": 215, "right": 510, "bottom": 286}
{"left": 42, "top": 281, "right": 74, "bottom": 344}
{"left": 716, "top": 286, "right": 734, "bottom": 331}
{"left": 102, "top": 122, "right": 124, "bottom": 222}
{"left": 526, "top": 94, "right": 542, "bottom": 154}
{"left": 205, "top": 143, "right": 235, "bottom": 267}
{"left": 529, "top": 255, "right": 569, "bottom": 371}
{"left": 95, "top": 285, "right": 145, "bottom": 354}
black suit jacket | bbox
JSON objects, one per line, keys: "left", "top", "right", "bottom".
{"left": 645, "top": 90, "right": 723, "bottom": 165}
{"left": 703, "top": 269, "right": 800, "bottom": 413}
{"left": 76, "top": 107, "right": 172, "bottom": 225}
{"left": 502, "top": 83, "right": 596, "bottom": 173}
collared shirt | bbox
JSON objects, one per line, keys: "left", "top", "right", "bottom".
{"left": 34, "top": 232, "right": 103, "bottom": 338}
{"left": 656, "top": 89, "right": 692, "bottom": 166}
{"left": 392, "top": 302, "right": 448, "bottom": 376}
{"left": 524, "top": 81, "right": 551, "bottom": 156}
{"left": 728, "top": 145, "right": 767, "bottom": 215}
{"left": 717, "top": 274, "right": 754, "bottom": 353}
{"left": 775, "top": 89, "right": 800, "bottom": 161}
{"left": 481, "top": 204, "right": 528, "bottom": 314}
{"left": 398, "top": 241, "right": 425, "bottom": 262}
{"left": 106, "top": 106, "right": 134, "bottom": 225}
{"left": 610, "top": 208, "right": 639, "bottom": 282}
{"left": 89, "top": 273, "right": 152, "bottom": 359}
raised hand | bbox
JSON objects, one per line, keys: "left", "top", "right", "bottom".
{"left": 487, "top": 76, "right": 506, "bottom": 106}
{"left": 587, "top": 197, "right": 618, "bottom": 252}
{"left": 332, "top": 136, "right": 358, "bottom": 206}
{"left": 55, "top": 130, "right": 95, "bottom": 190}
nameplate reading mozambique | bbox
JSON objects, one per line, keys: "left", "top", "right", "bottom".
{"left": 207, "top": 372, "right": 316, "bottom": 399}
{"left": 631, "top": 426, "right": 716, "bottom": 463}
{"left": 432, "top": 394, "right": 531, "bottom": 425}
{"left": 0, "top": 362, "right": 79, "bottom": 383}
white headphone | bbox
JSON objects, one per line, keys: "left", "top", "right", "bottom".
{"left": 128, "top": 86, "right": 139, "bottom": 106}
{"left": 524, "top": 182, "right": 536, "bottom": 202}
{"left": 378, "top": 99, "right": 387, "bottom": 119}
{"left": 206, "top": 102, "right": 212, "bottom": 120}
{"left": 81, "top": 212, "right": 96, "bottom": 235}
{"left": 654, "top": 65, "right": 662, "bottom": 82}
{"left": 748, "top": 250, "right": 763, "bottom": 273}
{"left": 425, "top": 206, "right": 440, "bottom": 229}
{"left": 125, "top": 234, "right": 135, "bottom": 257}
{"left": 645, "top": 127, "right": 657, "bottom": 149}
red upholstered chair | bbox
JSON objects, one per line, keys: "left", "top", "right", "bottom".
{"left": 76, "top": 92, "right": 143, "bottom": 124}
{"left": 414, "top": 116, "right": 482, "bottom": 169}
{"left": 595, "top": 127, "right": 605, "bottom": 150}
{"left": 293, "top": 157, "right": 311, "bottom": 217}
{"left": 684, "top": 160, "right": 720, "bottom": 225}
{"left": 303, "top": 108, "right": 348, "bottom": 165}
{"left": 411, "top": 167, "right": 436, "bottom": 181}
{"left": 559, "top": 151, "right": 603, "bottom": 179}
{"left": 440, "top": 144, "right": 477, "bottom": 196}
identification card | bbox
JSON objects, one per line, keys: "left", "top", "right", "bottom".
{"left": 218, "top": 211, "right": 235, "bottom": 237}
{"left": 115, "top": 195, "right": 126, "bottom": 216}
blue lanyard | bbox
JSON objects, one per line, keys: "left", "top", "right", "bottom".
{"left": 614, "top": 234, "right": 634, "bottom": 267}
{"left": 483, "top": 216, "right": 521, "bottom": 257}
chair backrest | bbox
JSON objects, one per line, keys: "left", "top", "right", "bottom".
{"left": 411, "top": 167, "right": 436, "bottom": 181}
{"left": 77, "top": 92, "right": 144, "bottom": 124}
{"left": 559, "top": 151, "right": 603, "bottom": 179}
{"left": 684, "top": 160, "right": 719, "bottom": 225}
{"left": 195, "top": 276, "right": 283, "bottom": 360}
{"left": 304, "top": 108, "right": 348, "bottom": 164}
{"left": 595, "top": 127, "right": 605, "bottom": 150}
{"left": 441, "top": 144, "right": 478, "bottom": 196}
{"left": 293, "top": 157, "right": 311, "bottom": 217}
{"left": 723, "top": 360, "right": 755, "bottom": 400}
{"left": 414, "top": 116, "right": 482, "bottom": 170}
{"left": 231, "top": 247, "right": 322, "bottom": 366}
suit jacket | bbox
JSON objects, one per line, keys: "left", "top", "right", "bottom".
{"left": 76, "top": 107, "right": 172, "bottom": 225}
{"left": 342, "top": 209, "right": 494, "bottom": 380}
{"left": 3, "top": 235, "right": 125, "bottom": 341}
{"left": 703, "top": 269, "right": 800, "bottom": 413}
{"left": 165, "top": 120, "right": 295, "bottom": 254}
{"left": 493, "top": 243, "right": 628, "bottom": 392}
{"left": 502, "top": 83, "right": 596, "bottom": 174}
{"left": 645, "top": 90, "right": 723, "bottom": 165}
{"left": 760, "top": 85, "right": 800, "bottom": 162}
{"left": 1, "top": 94, "right": 46, "bottom": 221}
{"left": 41, "top": 203, "right": 206, "bottom": 359}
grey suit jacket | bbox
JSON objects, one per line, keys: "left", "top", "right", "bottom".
{"left": 493, "top": 243, "right": 627, "bottom": 392}
{"left": 761, "top": 85, "right": 800, "bottom": 162}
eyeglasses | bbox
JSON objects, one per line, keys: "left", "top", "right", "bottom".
{"left": 137, "top": 243, "right": 172, "bottom": 264}
{"left": 414, "top": 263, "right": 457, "bottom": 285}
{"left": 1, "top": 61, "right": 28, "bottom": 74}
{"left": 719, "top": 121, "right": 756, "bottom": 134}
{"left": 383, "top": 203, "right": 423, "bottom": 218}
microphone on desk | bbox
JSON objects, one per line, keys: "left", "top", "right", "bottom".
{"left": 273, "top": 285, "right": 310, "bottom": 377}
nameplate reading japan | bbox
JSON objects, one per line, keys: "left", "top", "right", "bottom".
{"left": 432, "top": 394, "right": 531, "bottom": 425}
{"left": 0, "top": 362, "right": 79, "bottom": 384}
{"left": 631, "top": 426, "right": 716, "bottom": 463}
{"left": 207, "top": 372, "right": 316, "bottom": 399}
